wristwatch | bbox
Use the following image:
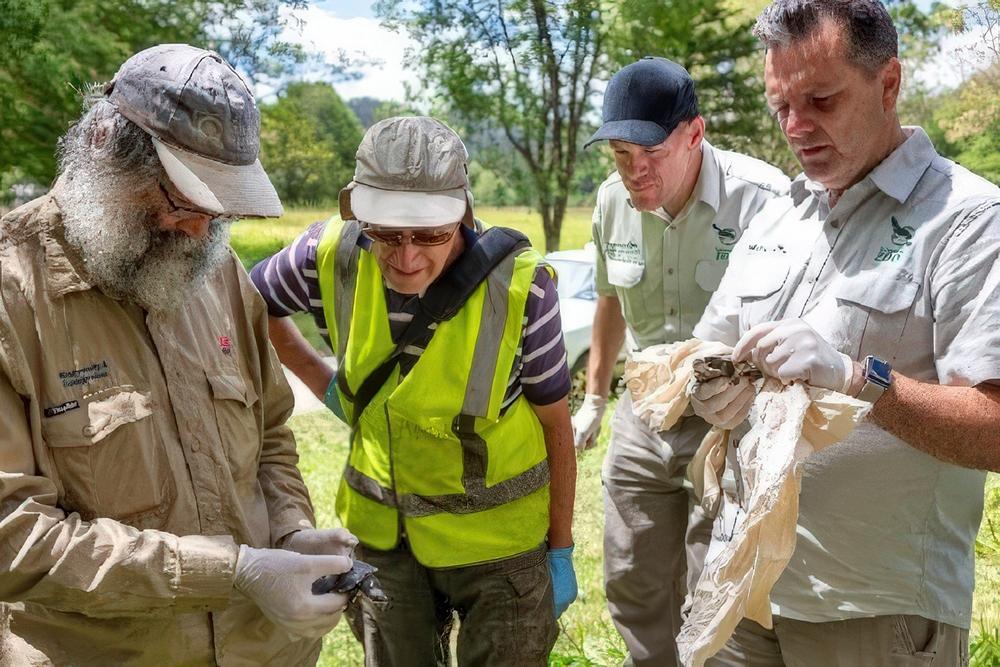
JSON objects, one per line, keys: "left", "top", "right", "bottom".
{"left": 855, "top": 355, "right": 892, "bottom": 404}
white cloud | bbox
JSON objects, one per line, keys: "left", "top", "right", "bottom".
{"left": 912, "top": 25, "right": 992, "bottom": 92}
{"left": 277, "top": 6, "right": 417, "bottom": 102}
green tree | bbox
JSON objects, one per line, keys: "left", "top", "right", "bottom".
{"left": 605, "top": 0, "right": 793, "bottom": 173}
{"left": 0, "top": 0, "right": 313, "bottom": 188}
{"left": 259, "top": 82, "right": 363, "bottom": 205}
{"left": 377, "top": 0, "right": 798, "bottom": 251}
{"left": 930, "top": 2, "right": 1000, "bottom": 183}
{"left": 377, "top": 0, "right": 605, "bottom": 251}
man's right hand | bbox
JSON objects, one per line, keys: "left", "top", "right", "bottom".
{"left": 689, "top": 376, "right": 755, "bottom": 430}
{"left": 233, "top": 545, "right": 352, "bottom": 639}
{"left": 572, "top": 394, "right": 608, "bottom": 451}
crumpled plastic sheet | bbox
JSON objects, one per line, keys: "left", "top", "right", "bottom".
{"left": 623, "top": 339, "right": 871, "bottom": 666}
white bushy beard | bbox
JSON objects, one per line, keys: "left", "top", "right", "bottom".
{"left": 58, "top": 153, "right": 232, "bottom": 313}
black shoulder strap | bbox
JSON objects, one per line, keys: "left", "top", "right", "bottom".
{"left": 341, "top": 226, "right": 531, "bottom": 422}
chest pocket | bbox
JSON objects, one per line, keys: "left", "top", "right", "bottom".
{"left": 835, "top": 271, "right": 921, "bottom": 360}
{"left": 606, "top": 259, "right": 644, "bottom": 288}
{"left": 727, "top": 260, "right": 791, "bottom": 329}
{"left": 42, "top": 387, "right": 174, "bottom": 527}
{"left": 694, "top": 260, "right": 726, "bottom": 293}
{"left": 207, "top": 371, "right": 262, "bottom": 487}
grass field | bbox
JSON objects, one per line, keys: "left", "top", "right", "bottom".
{"left": 233, "top": 207, "right": 1000, "bottom": 665}
{"left": 292, "top": 407, "right": 626, "bottom": 666}
{"left": 290, "top": 407, "right": 1000, "bottom": 666}
{"left": 230, "top": 205, "right": 595, "bottom": 270}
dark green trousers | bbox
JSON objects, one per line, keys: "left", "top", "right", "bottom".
{"left": 347, "top": 540, "right": 556, "bottom": 666}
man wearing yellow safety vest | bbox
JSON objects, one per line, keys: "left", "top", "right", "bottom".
{"left": 250, "top": 116, "right": 578, "bottom": 665}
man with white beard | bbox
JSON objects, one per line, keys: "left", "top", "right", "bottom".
{"left": 0, "top": 44, "right": 358, "bottom": 665}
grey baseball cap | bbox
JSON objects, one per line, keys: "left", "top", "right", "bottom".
{"left": 341, "top": 116, "right": 473, "bottom": 228}
{"left": 105, "top": 44, "right": 282, "bottom": 218}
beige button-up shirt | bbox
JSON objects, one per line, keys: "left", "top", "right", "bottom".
{"left": 0, "top": 194, "right": 319, "bottom": 665}
{"left": 695, "top": 127, "right": 1000, "bottom": 628}
{"left": 593, "top": 141, "right": 789, "bottom": 350}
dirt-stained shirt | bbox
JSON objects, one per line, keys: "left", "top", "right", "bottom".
{"left": 0, "top": 193, "right": 320, "bottom": 665}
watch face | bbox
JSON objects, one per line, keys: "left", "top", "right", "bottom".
{"left": 867, "top": 356, "right": 893, "bottom": 387}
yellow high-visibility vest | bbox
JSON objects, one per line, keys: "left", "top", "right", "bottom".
{"left": 316, "top": 218, "right": 550, "bottom": 567}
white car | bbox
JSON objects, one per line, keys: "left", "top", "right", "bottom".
{"left": 546, "top": 244, "right": 625, "bottom": 409}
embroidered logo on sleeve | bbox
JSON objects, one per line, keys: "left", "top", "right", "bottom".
{"left": 44, "top": 400, "right": 80, "bottom": 418}
{"left": 59, "top": 361, "right": 109, "bottom": 387}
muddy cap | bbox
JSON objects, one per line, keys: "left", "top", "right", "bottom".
{"left": 106, "top": 43, "right": 282, "bottom": 218}
{"left": 343, "top": 116, "right": 473, "bottom": 228}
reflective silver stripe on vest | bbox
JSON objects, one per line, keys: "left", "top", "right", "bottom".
{"left": 334, "top": 221, "right": 362, "bottom": 363}
{"left": 344, "top": 459, "right": 550, "bottom": 518}
{"left": 341, "top": 247, "right": 549, "bottom": 517}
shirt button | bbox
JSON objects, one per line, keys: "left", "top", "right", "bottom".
{"left": 667, "top": 268, "right": 674, "bottom": 275}
{"left": 191, "top": 440, "right": 200, "bottom": 453}
{"left": 669, "top": 307, "right": 676, "bottom": 316}
{"left": 830, "top": 219, "right": 840, "bottom": 228}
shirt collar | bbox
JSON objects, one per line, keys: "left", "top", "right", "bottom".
{"left": 789, "top": 126, "right": 936, "bottom": 206}
{"left": 37, "top": 189, "right": 94, "bottom": 298}
{"left": 867, "top": 126, "right": 935, "bottom": 204}
{"left": 640, "top": 141, "right": 720, "bottom": 223}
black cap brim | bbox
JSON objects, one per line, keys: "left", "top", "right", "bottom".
{"left": 583, "top": 119, "right": 669, "bottom": 149}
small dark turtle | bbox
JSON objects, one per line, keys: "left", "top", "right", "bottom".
{"left": 312, "top": 560, "right": 390, "bottom": 604}
{"left": 692, "top": 355, "right": 762, "bottom": 384}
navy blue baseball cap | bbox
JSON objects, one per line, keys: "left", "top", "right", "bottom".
{"left": 585, "top": 57, "right": 699, "bottom": 148}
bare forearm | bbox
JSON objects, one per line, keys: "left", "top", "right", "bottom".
{"left": 533, "top": 397, "right": 576, "bottom": 548}
{"left": 586, "top": 295, "right": 626, "bottom": 397}
{"left": 869, "top": 374, "right": 1000, "bottom": 471}
{"left": 267, "top": 315, "right": 333, "bottom": 399}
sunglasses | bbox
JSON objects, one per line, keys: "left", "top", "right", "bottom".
{"left": 361, "top": 223, "right": 460, "bottom": 247}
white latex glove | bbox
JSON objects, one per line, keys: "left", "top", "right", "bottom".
{"left": 572, "top": 394, "right": 608, "bottom": 451}
{"left": 688, "top": 375, "right": 756, "bottom": 430}
{"left": 233, "top": 545, "right": 352, "bottom": 639}
{"left": 733, "top": 319, "right": 854, "bottom": 393}
{"left": 279, "top": 527, "right": 359, "bottom": 557}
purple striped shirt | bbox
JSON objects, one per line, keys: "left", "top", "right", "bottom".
{"left": 249, "top": 221, "right": 570, "bottom": 406}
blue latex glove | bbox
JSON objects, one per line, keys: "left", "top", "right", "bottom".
{"left": 547, "top": 545, "right": 578, "bottom": 619}
{"left": 323, "top": 374, "right": 347, "bottom": 423}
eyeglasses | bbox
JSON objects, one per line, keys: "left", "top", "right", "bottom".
{"left": 361, "top": 223, "right": 460, "bottom": 247}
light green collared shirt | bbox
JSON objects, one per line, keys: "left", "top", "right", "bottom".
{"left": 593, "top": 141, "right": 789, "bottom": 350}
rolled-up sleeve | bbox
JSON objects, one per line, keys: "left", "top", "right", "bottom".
{"left": 931, "top": 199, "right": 1000, "bottom": 386}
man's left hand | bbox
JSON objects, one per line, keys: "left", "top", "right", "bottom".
{"left": 733, "top": 319, "right": 854, "bottom": 393}
{"left": 547, "top": 545, "right": 578, "bottom": 619}
{"left": 279, "top": 527, "right": 359, "bottom": 557}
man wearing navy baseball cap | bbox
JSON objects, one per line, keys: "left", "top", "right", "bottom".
{"left": 573, "top": 56, "right": 790, "bottom": 666}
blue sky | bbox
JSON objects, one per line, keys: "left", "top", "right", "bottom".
{"left": 317, "top": 0, "right": 374, "bottom": 18}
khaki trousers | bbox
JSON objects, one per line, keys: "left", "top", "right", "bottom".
{"left": 602, "top": 393, "right": 714, "bottom": 667}
{"left": 706, "top": 616, "right": 969, "bottom": 666}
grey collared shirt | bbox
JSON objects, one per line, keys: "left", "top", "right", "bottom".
{"left": 593, "top": 141, "right": 789, "bottom": 350}
{"left": 695, "top": 126, "right": 1000, "bottom": 628}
